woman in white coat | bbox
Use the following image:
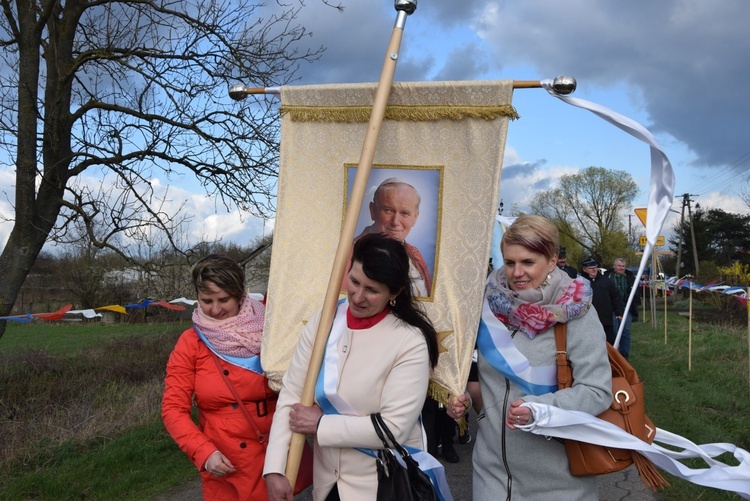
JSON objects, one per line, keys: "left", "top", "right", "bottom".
{"left": 264, "top": 233, "right": 441, "bottom": 501}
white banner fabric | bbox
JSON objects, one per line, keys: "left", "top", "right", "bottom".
{"left": 261, "top": 80, "right": 516, "bottom": 399}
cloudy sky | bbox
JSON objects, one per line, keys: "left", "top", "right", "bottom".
{"left": 2, "top": 0, "right": 749, "bottom": 249}
{"left": 286, "top": 0, "right": 750, "bottom": 226}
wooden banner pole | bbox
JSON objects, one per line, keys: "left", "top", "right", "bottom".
{"left": 664, "top": 280, "right": 669, "bottom": 344}
{"left": 651, "top": 248, "right": 657, "bottom": 329}
{"left": 282, "top": 2, "right": 416, "bottom": 488}
{"left": 231, "top": 80, "right": 550, "bottom": 97}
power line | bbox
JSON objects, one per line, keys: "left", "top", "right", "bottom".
{"left": 694, "top": 163, "right": 750, "bottom": 196}
{"left": 690, "top": 159, "right": 750, "bottom": 195}
{"left": 686, "top": 150, "right": 750, "bottom": 196}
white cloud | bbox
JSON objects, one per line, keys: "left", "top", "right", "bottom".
{"left": 5, "top": 1, "right": 750, "bottom": 252}
{"left": 698, "top": 192, "right": 750, "bottom": 215}
{"left": 499, "top": 148, "right": 580, "bottom": 213}
{"left": 146, "top": 178, "right": 268, "bottom": 246}
{"left": 0, "top": 165, "right": 16, "bottom": 247}
{"left": 0, "top": 169, "right": 268, "bottom": 252}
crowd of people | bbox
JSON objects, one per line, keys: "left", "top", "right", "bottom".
{"left": 557, "top": 249, "right": 641, "bottom": 359}
{"left": 161, "top": 214, "right": 642, "bottom": 500}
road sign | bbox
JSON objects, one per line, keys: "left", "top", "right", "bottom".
{"left": 640, "top": 235, "right": 665, "bottom": 246}
{"left": 634, "top": 208, "right": 647, "bottom": 227}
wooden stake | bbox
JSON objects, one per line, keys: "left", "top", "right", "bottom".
{"left": 689, "top": 285, "right": 693, "bottom": 372}
{"left": 664, "top": 279, "right": 668, "bottom": 344}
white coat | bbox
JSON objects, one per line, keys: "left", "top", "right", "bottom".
{"left": 263, "top": 307, "right": 431, "bottom": 500}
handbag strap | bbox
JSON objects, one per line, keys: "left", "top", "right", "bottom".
{"left": 371, "top": 413, "right": 392, "bottom": 449}
{"left": 554, "top": 323, "right": 574, "bottom": 390}
{"left": 210, "top": 350, "right": 267, "bottom": 447}
{"left": 371, "top": 413, "right": 412, "bottom": 459}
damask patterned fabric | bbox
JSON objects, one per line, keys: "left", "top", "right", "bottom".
{"left": 261, "top": 80, "right": 515, "bottom": 401}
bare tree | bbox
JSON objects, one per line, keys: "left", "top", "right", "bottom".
{"left": 741, "top": 183, "right": 750, "bottom": 211}
{"left": 529, "top": 166, "right": 638, "bottom": 264}
{"left": 0, "top": 0, "right": 326, "bottom": 337}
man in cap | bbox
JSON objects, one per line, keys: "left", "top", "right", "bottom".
{"left": 581, "top": 257, "right": 625, "bottom": 346}
{"left": 557, "top": 247, "right": 578, "bottom": 279}
{"left": 604, "top": 258, "right": 640, "bottom": 359}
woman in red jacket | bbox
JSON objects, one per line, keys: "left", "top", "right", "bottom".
{"left": 162, "top": 254, "right": 275, "bottom": 500}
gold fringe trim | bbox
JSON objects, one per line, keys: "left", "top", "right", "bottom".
{"left": 428, "top": 380, "right": 451, "bottom": 405}
{"left": 428, "top": 380, "right": 468, "bottom": 435}
{"left": 280, "top": 104, "right": 519, "bottom": 123}
{"left": 456, "top": 416, "right": 468, "bottom": 436}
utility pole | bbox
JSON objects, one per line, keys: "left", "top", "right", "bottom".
{"left": 675, "top": 194, "right": 687, "bottom": 277}
{"left": 628, "top": 214, "right": 633, "bottom": 248}
{"left": 686, "top": 194, "right": 700, "bottom": 277}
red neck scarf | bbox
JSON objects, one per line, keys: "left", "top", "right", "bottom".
{"left": 346, "top": 306, "right": 390, "bottom": 329}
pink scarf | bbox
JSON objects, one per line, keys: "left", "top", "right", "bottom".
{"left": 486, "top": 267, "right": 592, "bottom": 338}
{"left": 193, "top": 293, "right": 265, "bottom": 357}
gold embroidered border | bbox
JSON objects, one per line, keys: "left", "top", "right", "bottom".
{"left": 279, "top": 104, "right": 519, "bottom": 123}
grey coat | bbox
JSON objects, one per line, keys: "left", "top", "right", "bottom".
{"left": 473, "top": 309, "right": 612, "bottom": 500}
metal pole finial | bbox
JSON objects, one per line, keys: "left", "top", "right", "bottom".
{"left": 552, "top": 75, "right": 577, "bottom": 95}
{"left": 228, "top": 84, "right": 248, "bottom": 101}
{"left": 395, "top": 0, "right": 417, "bottom": 15}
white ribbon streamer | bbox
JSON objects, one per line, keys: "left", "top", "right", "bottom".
{"left": 67, "top": 309, "right": 101, "bottom": 319}
{"left": 519, "top": 402, "right": 750, "bottom": 499}
{"left": 540, "top": 81, "right": 677, "bottom": 350}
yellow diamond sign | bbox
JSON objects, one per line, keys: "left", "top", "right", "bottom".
{"left": 634, "top": 208, "right": 647, "bottom": 227}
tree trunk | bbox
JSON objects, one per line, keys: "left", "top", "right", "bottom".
{"left": 0, "top": 0, "right": 69, "bottom": 338}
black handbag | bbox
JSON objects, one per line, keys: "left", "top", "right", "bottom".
{"left": 371, "top": 413, "right": 438, "bottom": 501}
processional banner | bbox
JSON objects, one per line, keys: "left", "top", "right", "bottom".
{"left": 262, "top": 80, "right": 517, "bottom": 401}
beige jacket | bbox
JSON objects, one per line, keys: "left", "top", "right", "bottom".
{"left": 263, "top": 307, "right": 431, "bottom": 500}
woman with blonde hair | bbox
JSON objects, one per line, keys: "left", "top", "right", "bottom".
{"left": 448, "top": 215, "right": 612, "bottom": 500}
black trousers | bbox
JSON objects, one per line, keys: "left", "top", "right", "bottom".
{"left": 421, "top": 395, "right": 455, "bottom": 455}
{"left": 326, "top": 483, "right": 340, "bottom": 501}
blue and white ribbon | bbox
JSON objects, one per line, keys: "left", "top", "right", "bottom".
{"left": 314, "top": 299, "right": 453, "bottom": 501}
{"left": 397, "top": 446, "right": 453, "bottom": 501}
{"left": 315, "top": 299, "right": 358, "bottom": 416}
{"left": 519, "top": 402, "right": 750, "bottom": 499}
{"left": 194, "top": 324, "right": 263, "bottom": 375}
{"left": 477, "top": 297, "right": 557, "bottom": 396}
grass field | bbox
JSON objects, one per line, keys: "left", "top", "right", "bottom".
{"left": 0, "top": 321, "right": 197, "bottom": 500}
{"left": 0, "top": 307, "right": 748, "bottom": 500}
{"left": 0, "top": 320, "right": 189, "bottom": 355}
{"left": 629, "top": 309, "right": 749, "bottom": 500}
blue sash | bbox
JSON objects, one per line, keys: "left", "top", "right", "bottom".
{"left": 194, "top": 324, "right": 263, "bottom": 375}
{"left": 476, "top": 296, "right": 557, "bottom": 396}
{"left": 315, "top": 299, "right": 358, "bottom": 416}
{"left": 314, "top": 299, "right": 453, "bottom": 501}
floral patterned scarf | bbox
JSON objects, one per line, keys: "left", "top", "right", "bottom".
{"left": 193, "top": 293, "right": 265, "bottom": 357}
{"left": 485, "top": 266, "right": 592, "bottom": 338}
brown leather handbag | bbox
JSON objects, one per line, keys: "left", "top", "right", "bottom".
{"left": 554, "top": 323, "right": 668, "bottom": 490}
